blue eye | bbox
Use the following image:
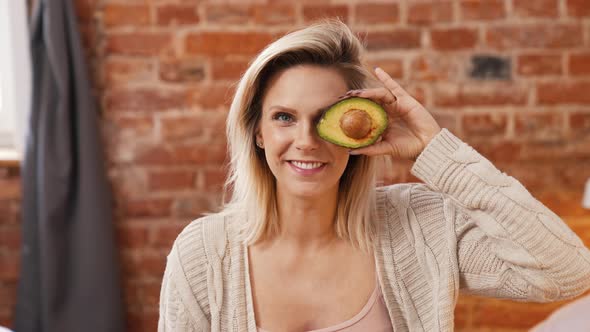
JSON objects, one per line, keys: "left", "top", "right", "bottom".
{"left": 274, "top": 112, "right": 293, "bottom": 123}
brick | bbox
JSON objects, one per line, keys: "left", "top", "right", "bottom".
{"left": 513, "top": 0, "right": 559, "bottom": 18}
{"left": 355, "top": 3, "right": 399, "bottom": 25}
{"left": 185, "top": 32, "right": 274, "bottom": 56}
{"left": 570, "top": 112, "right": 590, "bottom": 137}
{"left": 104, "top": 139, "right": 139, "bottom": 165}
{"left": 211, "top": 58, "right": 249, "bottom": 81}
{"left": 569, "top": 53, "right": 590, "bottom": 76}
{"left": 116, "top": 224, "right": 149, "bottom": 249}
{"left": 454, "top": 296, "right": 473, "bottom": 328}
{"left": 406, "top": 85, "right": 427, "bottom": 106}
{"left": 78, "top": 23, "right": 97, "bottom": 56}
{"left": 141, "top": 282, "right": 163, "bottom": 306}
{"left": 156, "top": 4, "right": 200, "bottom": 26}
{"left": 0, "top": 315, "right": 12, "bottom": 331}
{"left": 303, "top": 5, "right": 349, "bottom": 23}
{"left": 188, "top": 84, "right": 235, "bottom": 109}
{"left": 109, "top": 169, "right": 146, "bottom": 200}
{"left": 108, "top": 115, "right": 154, "bottom": 138}
{"left": 376, "top": 158, "right": 412, "bottom": 186}
{"left": 537, "top": 81, "right": 590, "bottom": 105}
{"left": 552, "top": 161, "right": 590, "bottom": 189}
{"left": 204, "top": 4, "right": 252, "bottom": 24}
{"left": 460, "top": 0, "right": 505, "bottom": 21}
{"left": 0, "top": 201, "right": 17, "bottom": 225}
{"left": 470, "top": 141, "right": 522, "bottom": 162}
{"left": 569, "top": 220, "right": 590, "bottom": 246}
{"left": 408, "top": 1, "right": 453, "bottom": 26}
{"left": 431, "top": 27, "right": 478, "bottom": 50}
{"left": 486, "top": 24, "right": 583, "bottom": 50}
{"left": 123, "top": 280, "right": 141, "bottom": 306}
{"left": 368, "top": 59, "right": 404, "bottom": 80}
{"left": 432, "top": 112, "right": 458, "bottom": 133}
{"left": 252, "top": 4, "right": 296, "bottom": 25}
{"left": 366, "top": 29, "right": 421, "bottom": 50}
{"left": 103, "top": 4, "right": 151, "bottom": 27}
{"left": 148, "top": 170, "right": 196, "bottom": 191}
{"left": 462, "top": 113, "right": 508, "bottom": 138}
{"left": 567, "top": 0, "right": 590, "bottom": 17}
{"left": 122, "top": 252, "right": 166, "bottom": 279}
{"left": 520, "top": 138, "right": 590, "bottom": 161}
{"left": 500, "top": 163, "right": 559, "bottom": 192}
{"left": 410, "top": 55, "right": 461, "bottom": 82}
{"left": 0, "top": 284, "right": 17, "bottom": 307}
{"left": 105, "top": 88, "right": 189, "bottom": 112}
{"left": 472, "top": 298, "right": 561, "bottom": 329}
{"left": 160, "top": 114, "right": 206, "bottom": 141}
{"left": 201, "top": 168, "right": 227, "bottom": 191}
{"left": 150, "top": 223, "right": 187, "bottom": 249}
{"left": 127, "top": 309, "right": 159, "bottom": 332}
{"left": 135, "top": 143, "right": 227, "bottom": 166}
{"left": 173, "top": 195, "right": 216, "bottom": 218}
{"left": 517, "top": 54, "right": 562, "bottom": 76}
{"left": 105, "top": 32, "right": 172, "bottom": 56}
{"left": 159, "top": 57, "right": 206, "bottom": 83}
{"left": 537, "top": 191, "right": 590, "bottom": 218}
{"left": 0, "top": 179, "right": 20, "bottom": 200}
{"left": 122, "top": 198, "right": 173, "bottom": 218}
{"left": 0, "top": 226, "right": 21, "bottom": 251}
{"left": 0, "top": 254, "right": 19, "bottom": 281}
{"left": 433, "top": 84, "right": 528, "bottom": 107}
{"left": 103, "top": 58, "right": 155, "bottom": 86}
{"left": 514, "top": 112, "right": 564, "bottom": 141}
{"left": 74, "top": 0, "right": 97, "bottom": 23}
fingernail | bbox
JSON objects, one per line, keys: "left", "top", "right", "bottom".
{"left": 349, "top": 149, "right": 360, "bottom": 155}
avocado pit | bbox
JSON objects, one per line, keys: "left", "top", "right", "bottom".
{"left": 339, "top": 109, "right": 372, "bottom": 139}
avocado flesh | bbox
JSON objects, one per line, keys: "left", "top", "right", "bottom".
{"left": 316, "top": 97, "right": 388, "bottom": 148}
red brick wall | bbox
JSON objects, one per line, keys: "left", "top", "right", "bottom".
{"left": 1, "top": 0, "right": 590, "bottom": 331}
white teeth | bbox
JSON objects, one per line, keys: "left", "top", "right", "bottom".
{"left": 291, "top": 161, "right": 323, "bottom": 170}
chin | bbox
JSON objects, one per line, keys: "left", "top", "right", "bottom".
{"left": 283, "top": 182, "right": 337, "bottom": 199}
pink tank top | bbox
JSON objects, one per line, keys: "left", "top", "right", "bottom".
{"left": 257, "top": 282, "right": 392, "bottom": 332}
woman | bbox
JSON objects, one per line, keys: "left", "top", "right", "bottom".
{"left": 158, "top": 20, "right": 590, "bottom": 332}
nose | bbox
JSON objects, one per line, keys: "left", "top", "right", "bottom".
{"left": 294, "top": 120, "right": 321, "bottom": 151}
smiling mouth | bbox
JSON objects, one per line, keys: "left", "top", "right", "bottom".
{"left": 288, "top": 160, "right": 326, "bottom": 170}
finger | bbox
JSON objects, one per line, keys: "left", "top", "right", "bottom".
{"left": 352, "top": 87, "right": 396, "bottom": 106}
{"left": 349, "top": 141, "right": 392, "bottom": 157}
{"left": 374, "top": 67, "right": 409, "bottom": 98}
{"left": 353, "top": 89, "right": 398, "bottom": 117}
{"left": 348, "top": 88, "right": 401, "bottom": 118}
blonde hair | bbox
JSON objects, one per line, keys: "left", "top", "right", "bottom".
{"left": 223, "top": 19, "right": 381, "bottom": 251}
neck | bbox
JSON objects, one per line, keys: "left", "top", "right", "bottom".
{"left": 273, "top": 185, "right": 340, "bottom": 250}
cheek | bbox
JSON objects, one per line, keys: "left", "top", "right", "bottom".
{"left": 330, "top": 146, "right": 350, "bottom": 173}
{"left": 262, "top": 127, "right": 291, "bottom": 152}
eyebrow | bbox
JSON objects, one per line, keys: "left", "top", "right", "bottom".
{"left": 268, "top": 103, "right": 333, "bottom": 116}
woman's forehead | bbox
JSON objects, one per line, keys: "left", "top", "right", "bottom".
{"left": 261, "top": 65, "right": 348, "bottom": 110}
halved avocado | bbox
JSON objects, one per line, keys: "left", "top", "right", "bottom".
{"left": 316, "top": 97, "right": 388, "bottom": 148}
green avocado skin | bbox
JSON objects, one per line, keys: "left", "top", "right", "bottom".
{"left": 316, "top": 97, "right": 388, "bottom": 149}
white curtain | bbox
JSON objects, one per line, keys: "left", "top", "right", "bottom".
{"left": 0, "top": 0, "right": 31, "bottom": 156}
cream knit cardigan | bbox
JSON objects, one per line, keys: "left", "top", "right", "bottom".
{"left": 158, "top": 129, "right": 590, "bottom": 332}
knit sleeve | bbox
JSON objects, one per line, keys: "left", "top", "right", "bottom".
{"left": 158, "top": 245, "right": 210, "bottom": 331}
{"left": 410, "top": 129, "right": 590, "bottom": 302}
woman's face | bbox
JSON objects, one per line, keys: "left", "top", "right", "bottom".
{"left": 256, "top": 65, "right": 351, "bottom": 198}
